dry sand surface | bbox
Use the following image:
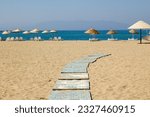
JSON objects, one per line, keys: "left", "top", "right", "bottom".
{"left": 0, "top": 41, "right": 150, "bottom": 100}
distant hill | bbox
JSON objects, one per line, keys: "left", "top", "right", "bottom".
{"left": 0, "top": 20, "right": 128, "bottom": 30}
{"left": 37, "top": 20, "right": 128, "bottom": 30}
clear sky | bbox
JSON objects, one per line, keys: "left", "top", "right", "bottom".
{"left": 0, "top": 0, "right": 150, "bottom": 30}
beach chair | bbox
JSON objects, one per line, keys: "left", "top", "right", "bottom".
{"left": 34, "top": 37, "right": 38, "bottom": 41}
{"left": 10, "top": 37, "right": 15, "bottom": 41}
{"left": 52, "top": 37, "right": 58, "bottom": 41}
{"left": 108, "top": 38, "right": 118, "bottom": 41}
{"left": 143, "top": 36, "right": 150, "bottom": 41}
{"left": 89, "top": 38, "right": 99, "bottom": 41}
{"left": 38, "top": 37, "right": 42, "bottom": 41}
{"left": 19, "top": 37, "right": 23, "bottom": 41}
{"left": 6, "top": 37, "right": 10, "bottom": 41}
{"left": 128, "top": 38, "right": 138, "bottom": 40}
{"left": 54, "top": 37, "right": 58, "bottom": 39}
{"left": 58, "top": 37, "right": 63, "bottom": 41}
{"left": 15, "top": 37, "right": 19, "bottom": 41}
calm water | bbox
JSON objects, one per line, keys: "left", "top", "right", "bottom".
{"left": 0, "top": 30, "right": 149, "bottom": 41}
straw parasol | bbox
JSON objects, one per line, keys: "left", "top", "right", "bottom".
{"left": 30, "top": 28, "right": 40, "bottom": 33}
{"left": 42, "top": 30, "right": 49, "bottom": 34}
{"left": 11, "top": 28, "right": 22, "bottom": 39}
{"left": 2, "top": 31, "right": 10, "bottom": 35}
{"left": 12, "top": 28, "right": 21, "bottom": 33}
{"left": 50, "top": 29, "right": 57, "bottom": 33}
{"left": 85, "top": 28, "right": 99, "bottom": 39}
{"left": 50, "top": 29, "right": 57, "bottom": 38}
{"left": 23, "top": 31, "right": 30, "bottom": 34}
{"left": 107, "top": 30, "right": 117, "bottom": 39}
{"left": 128, "top": 20, "right": 150, "bottom": 44}
{"left": 30, "top": 28, "right": 40, "bottom": 38}
{"left": 85, "top": 28, "right": 99, "bottom": 34}
{"left": 129, "top": 29, "right": 138, "bottom": 39}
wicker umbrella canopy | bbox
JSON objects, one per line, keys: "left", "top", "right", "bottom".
{"left": 2, "top": 31, "right": 10, "bottom": 35}
{"left": 50, "top": 29, "right": 57, "bottom": 39}
{"left": 128, "top": 21, "right": 150, "bottom": 44}
{"left": 42, "top": 30, "right": 49, "bottom": 34}
{"left": 30, "top": 28, "right": 40, "bottom": 33}
{"left": 85, "top": 28, "right": 99, "bottom": 35}
{"left": 128, "top": 21, "right": 150, "bottom": 30}
{"left": 50, "top": 29, "right": 57, "bottom": 33}
{"left": 23, "top": 31, "right": 30, "bottom": 34}
{"left": 12, "top": 28, "right": 21, "bottom": 33}
{"left": 129, "top": 29, "right": 138, "bottom": 34}
{"left": 107, "top": 30, "right": 117, "bottom": 39}
{"left": 129, "top": 29, "right": 138, "bottom": 39}
{"left": 107, "top": 30, "right": 117, "bottom": 35}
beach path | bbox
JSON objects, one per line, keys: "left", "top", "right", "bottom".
{"left": 48, "top": 53, "right": 111, "bottom": 100}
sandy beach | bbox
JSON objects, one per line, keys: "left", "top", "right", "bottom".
{"left": 0, "top": 41, "right": 150, "bottom": 100}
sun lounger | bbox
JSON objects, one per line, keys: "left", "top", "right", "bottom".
{"left": 32, "top": 37, "right": 42, "bottom": 41}
{"left": 89, "top": 38, "right": 99, "bottom": 41}
{"left": 5, "top": 37, "right": 14, "bottom": 41}
{"left": 15, "top": 37, "right": 19, "bottom": 41}
{"left": 52, "top": 37, "right": 63, "bottom": 41}
{"left": 37, "top": 37, "right": 42, "bottom": 41}
{"left": 143, "top": 36, "right": 150, "bottom": 41}
{"left": 108, "top": 38, "right": 118, "bottom": 41}
{"left": 19, "top": 37, "right": 23, "bottom": 41}
{"left": 10, "top": 37, "right": 15, "bottom": 41}
{"left": 128, "top": 38, "right": 138, "bottom": 40}
{"left": 6, "top": 37, "right": 10, "bottom": 41}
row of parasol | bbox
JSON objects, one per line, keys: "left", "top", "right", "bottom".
{"left": 1, "top": 29, "right": 57, "bottom": 35}
{"left": 85, "top": 28, "right": 139, "bottom": 39}
{"left": 1, "top": 20, "right": 150, "bottom": 43}
{"left": 85, "top": 21, "right": 150, "bottom": 43}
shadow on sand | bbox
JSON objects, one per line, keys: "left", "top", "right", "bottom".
{"left": 140, "top": 42, "right": 150, "bottom": 44}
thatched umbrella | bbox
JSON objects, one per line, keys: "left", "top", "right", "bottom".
{"left": 23, "top": 31, "right": 30, "bottom": 34}
{"left": 22, "top": 31, "right": 30, "bottom": 40}
{"left": 12, "top": 28, "right": 21, "bottom": 33}
{"left": 129, "top": 29, "right": 138, "bottom": 39}
{"left": 50, "top": 29, "right": 57, "bottom": 38}
{"left": 50, "top": 29, "right": 57, "bottom": 33}
{"left": 85, "top": 28, "right": 99, "bottom": 38}
{"left": 128, "top": 20, "right": 150, "bottom": 44}
{"left": 42, "top": 30, "right": 49, "bottom": 34}
{"left": 2, "top": 31, "right": 10, "bottom": 35}
{"left": 30, "top": 28, "right": 40, "bottom": 39}
{"left": 107, "top": 30, "right": 117, "bottom": 39}
{"left": 2, "top": 31, "right": 10, "bottom": 40}
{"left": 30, "top": 28, "right": 40, "bottom": 33}
{"left": 12, "top": 28, "right": 22, "bottom": 39}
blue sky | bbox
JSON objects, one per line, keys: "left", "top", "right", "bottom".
{"left": 0, "top": 0, "right": 150, "bottom": 30}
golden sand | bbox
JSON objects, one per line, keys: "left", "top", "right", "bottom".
{"left": 0, "top": 41, "right": 150, "bottom": 100}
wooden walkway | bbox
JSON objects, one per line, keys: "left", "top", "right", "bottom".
{"left": 48, "top": 53, "right": 111, "bottom": 100}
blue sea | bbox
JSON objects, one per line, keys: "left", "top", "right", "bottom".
{"left": 0, "top": 30, "right": 149, "bottom": 41}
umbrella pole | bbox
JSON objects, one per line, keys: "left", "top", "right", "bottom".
{"left": 51, "top": 33, "right": 53, "bottom": 39}
{"left": 132, "top": 34, "right": 134, "bottom": 39}
{"left": 92, "top": 34, "right": 94, "bottom": 39}
{"left": 111, "top": 34, "right": 113, "bottom": 39}
{"left": 140, "top": 29, "right": 142, "bottom": 44}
